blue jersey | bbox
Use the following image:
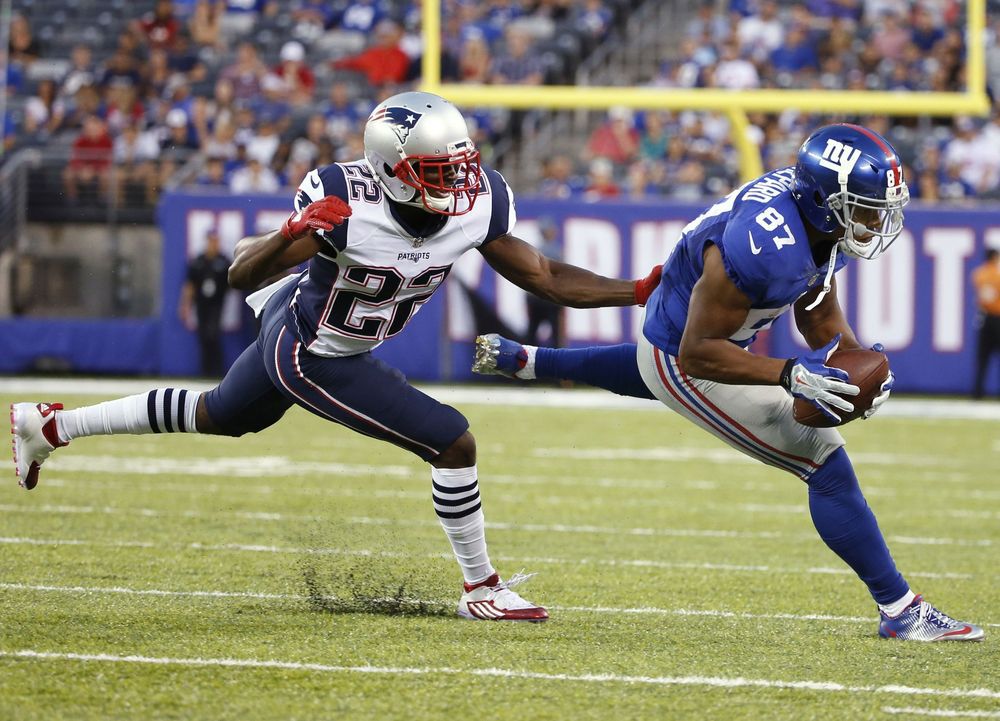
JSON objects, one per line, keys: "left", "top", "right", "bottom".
{"left": 643, "top": 167, "right": 847, "bottom": 355}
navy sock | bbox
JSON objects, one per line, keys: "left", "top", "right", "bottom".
{"left": 534, "top": 343, "right": 655, "bottom": 400}
{"left": 806, "top": 448, "right": 909, "bottom": 604}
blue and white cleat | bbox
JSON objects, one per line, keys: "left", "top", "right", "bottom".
{"left": 878, "top": 595, "right": 984, "bottom": 641}
{"left": 472, "top": 334, "right": 529, "bottom": 378}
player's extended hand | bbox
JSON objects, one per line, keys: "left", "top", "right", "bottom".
{"left": 863, "top": 344, "right": 893, "bottom": 419}
{"left": 634, "top": 264, "right": 663, "bottom": 306}
{"left": 280, "top": 196, "right": 352, "bottom": 242}
{"left": 780, "top": 334, "right": 860, "bottom": 424}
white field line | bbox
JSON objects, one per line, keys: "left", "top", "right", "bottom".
{"left": 2, "top": 502, "right": 994, "bottom": 549}
{"left": 0, "top": 535, "right": 982, "bottom": 582}
{"left": 4, "top": 377, "right": 1000, "bottom": 420}
{"left": 884, "top": 708, "right": 1000, "bottom": 718}
{"left": 4, "top": 581, "right": 999, "bottom": 630}
{"left": 2, "top": 649, "right": 999, "bottom": 700}
{"left": 882, "top": 706, "right": 1000, "bottom": 718}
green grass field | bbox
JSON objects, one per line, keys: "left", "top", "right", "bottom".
{"left": 1, "top": 386, "right": 998, "bottom": 720}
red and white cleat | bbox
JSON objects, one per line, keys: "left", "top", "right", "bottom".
{"left": 458, "top": 571, "right": 548, "bottom": 622}
{"left": 10, "top": 403, "right": 67, "bottom": 490}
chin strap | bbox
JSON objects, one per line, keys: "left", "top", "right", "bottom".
{"left": 804, "top": 243, "right": 839, "bottom": 311}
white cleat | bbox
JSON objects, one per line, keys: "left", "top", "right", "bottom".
{"left": 458, "top": 571, "right": 548, "bottom": 622}
{"left": 10, "top": 402, "right": 67, "bottom": 490}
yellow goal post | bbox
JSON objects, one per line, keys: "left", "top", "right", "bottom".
{"left": 419, "top": 0, "right": 990, "bottom": 182}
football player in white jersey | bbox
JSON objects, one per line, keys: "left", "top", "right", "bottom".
{"left": 11, "top": 91, "right": 662, "bottom": 622}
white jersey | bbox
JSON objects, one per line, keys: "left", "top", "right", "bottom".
{"left": 269, "top": 159, "right": 515, "bottom": 357}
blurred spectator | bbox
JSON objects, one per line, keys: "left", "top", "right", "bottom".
{"left": 583, "top": 157, "right": 621, "bottom": 200}
{"left": 288, "top": 113, "right": 329, "bottom": 169}
{"left": 459, "top": 35, "right": 492, "bottom": 83}
{"left": 574, "top": 0, "right": 614, "bottom": 42}
{"left": 340, "top": 0, "right": 388, "bottom": 35}
{"left": 24, "top": 80, "right": 65, "bottom": 141}
{"left": 64, "top": 115, "right": 114, "bottom": 204}
{"left": 188, "top": 0, "right": 224, "bottom": 52}
{"left": 538, "top": 154, "right": 579, "bottom": 198}
{"left": 8, "top": 13, "right": 41, "bottom": 66}
{"left": 104, "top": 80, "right": 146, "bottom": 137}
{"left": 737, "top": 0, "right": 784, "bottom": 61}
{"left": 586, "top": 106, "right": 639, "bottom": 165}
{"left": 910, "top": 4, "right": 945, "bottom": 52}
{"left": 197, "top": 155, "right": 229, "bottom": 186}
{"left": 686, "top": 1, "right": 730, "bottom": 43}
{"left": 112, "top": 122, "right": 160, "bottom": 205}
{"left": 61, "top": 83, "right": 105, "bottom": 132}
{"left": 937, "top": 161, "right": 978, "bottom": 202}
{"left": 58, "top": 45, "right": 97, "bottom": 103}
{"left": 943, "top": 117, "right": 992, "bottom": 194}
{"left": 769, "top": 24, "right": 819, "bottom": 79}
{"left": 712, "top": 39, "right": 760, "bottom": 89}
{"left": 972, "top": 248, "right": 1000, "bottom": 399}
{"left": 179, "top": 229, "right": 232, "bottom": 377}
{"left": 871, "top": 10, "right": 910, "bottom": 62}
{"left": 220, "top": 42, "right": 267, "bottom": 102}
{"left": 250, "top": 74, "right": 292, "bottom": 132}
{"left": 100, "top": 50, "right": 142, "bottom": 91}
{"left": 200, "top": 117, "right": 238, "bottom": 160}
{"left": 229, "top": 156, "right": 280, "bottom": 193}
{"left": 490, "top": 25, "right": 545, "bottom": 85}
{"left": 3, "top": 111, "right": 18, "bottom": 154}
{"left": 272, "top": 41, "right": 316, "bottom": 107}
{"left": 331, "top": 20, "right": 410, "bottom": 89}
{"left": 135, "top": 0, "right": 182, "bottom": 51}
{"left": 318, "top": 81, "right": 369, "bottom": 145}
{"left": 291, "top": 1, "right": 337, "bottom": 44}
{"left": 639, "top": 112, "right": 670, "bottom": 161}
{"left": 244, "top": 118, "right": 281, "bottom": 167}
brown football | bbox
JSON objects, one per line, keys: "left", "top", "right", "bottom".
{"left": 793, "top": 348, "right": 890, "bottom": 428}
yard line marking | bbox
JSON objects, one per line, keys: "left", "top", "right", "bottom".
{"left": 3, "top": 650, "right": 1000, "bottom": 699}
{"left": 883, "top": 708, "right": 1000, "bottom": 718}
{"left": 0, "top": 536, "right": 981, "bottom": 581}
{"left": 46, "top": 455, "right": 414, "bottom": 479}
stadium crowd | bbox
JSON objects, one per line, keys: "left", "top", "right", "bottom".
{"left": 2, "top": 0, "right": 999, "bottom": 213}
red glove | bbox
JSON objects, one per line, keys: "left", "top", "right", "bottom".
{"left": 280, "top": 196, "right": 352, "bottom": 241}
{"left": 634, "top": 264, "right": 662, "bottom": 306}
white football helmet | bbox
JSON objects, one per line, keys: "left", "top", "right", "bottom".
{"left": 363, "top": 91, "right": 481, "bottom": 216}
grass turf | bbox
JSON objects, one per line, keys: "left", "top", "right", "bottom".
{"left": 1, "top": 391, "right": 997, "bottom": 720}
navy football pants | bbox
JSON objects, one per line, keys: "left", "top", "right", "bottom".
{"left": 203, "top": 285, "right": 469, "bottom": 461}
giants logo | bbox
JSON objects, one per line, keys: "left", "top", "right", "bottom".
{"left": 818, "top": 139, "right": 861, "bottom": 176}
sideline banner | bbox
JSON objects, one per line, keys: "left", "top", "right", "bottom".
{"left": 8, "top": 190, "right": 990, "bottom": 395}
{"left": 157, "top": 192, "right": 1000, "bottom": 394}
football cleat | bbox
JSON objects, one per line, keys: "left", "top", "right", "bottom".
{"left": 472, "top": 334, "right": 527, "bottom": 378}
{"left": 458, "top": 571, "right": 548, "bottom": 622}
{"left": 11, "top": 402, "right": 67, "bottom": 490}
{"left": 878, "top": 595, "right": 984, "bottom": 642}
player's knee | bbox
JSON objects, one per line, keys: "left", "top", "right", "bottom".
{"left": 432, "top": 431, "right": 477, "bottom": 468}
{"left": 194, "top": 396, "right": 234, "bottom": 436}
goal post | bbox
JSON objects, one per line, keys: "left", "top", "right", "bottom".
{"left": 419, "top": 0, "right": 989, "bottom": 182}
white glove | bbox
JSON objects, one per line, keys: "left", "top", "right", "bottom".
{"left": 863, "top": 370, "right": 894, "bottom": 420}
{"left": 780, "top": 334, "right": 860, "bottom": 424}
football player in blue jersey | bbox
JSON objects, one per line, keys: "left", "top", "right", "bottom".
{"left": 473, "top": 123, "right": 984, "bottom": 641}
{"left": 11, "top": 91, "right": 662, "bottom": 622}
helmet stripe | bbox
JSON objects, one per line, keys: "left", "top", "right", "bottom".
{"left": 840, "top": 123, "right": 899, "bottom": 175}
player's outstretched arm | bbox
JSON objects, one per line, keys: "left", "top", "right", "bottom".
{"left": 793, "top": 277, "right": 863, "bottom": 351}
{"left": 479, "top": 233, "right": 660, "bottom": 308}
{"left": 228, "top": 196, "right": 351, "bottom": 290}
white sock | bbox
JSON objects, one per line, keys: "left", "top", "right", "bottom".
{"left": 515, "top": 345, "right": 537, "bottom": 380}
{"left": 878, "top": 589, "right": 916, "bottom": 617}
{"left": 56, "top": 389, "right": 202, "bottom": 441}
{"left": 431, "top": 465, "right": 495, "bottom": 584}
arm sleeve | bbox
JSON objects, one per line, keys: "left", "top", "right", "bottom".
{"left": 482, "top": 168, "right": 517, "bottom": 246}
{"left": 294, "top": 163, "right": 350, "bottom": 254}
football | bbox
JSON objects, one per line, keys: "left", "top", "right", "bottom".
{"left": 793, "top": 348, "right": 891, "bottom": 428}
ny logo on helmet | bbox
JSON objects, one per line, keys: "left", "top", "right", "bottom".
{"left": 369, "top": 106, "right": 423, "bottom": 144}
{"left": 818, "top": 139, "right": 861, "bottom": 175}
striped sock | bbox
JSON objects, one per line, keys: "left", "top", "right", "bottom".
{"left": 432, "top": 466, "right": 495, "bottom": 584}
{"left": 56, "top": 389, "right": 202, "bottom": 441}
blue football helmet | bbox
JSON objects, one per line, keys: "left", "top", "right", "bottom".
{"left": 792, "top": 123, "right": 909, "bottom": 260}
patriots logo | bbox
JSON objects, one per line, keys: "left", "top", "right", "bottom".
{"left": 370, "top": 106, "right": 422, "bottom": 144}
